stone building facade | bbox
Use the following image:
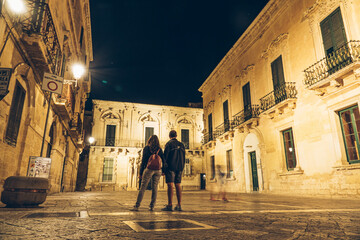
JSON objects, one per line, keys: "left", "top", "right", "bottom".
{"left": 0, "top": 0, "right": 93, "bottom": 194}
{"left": 199, "top": 0, "right": 360, "bottom": 196}
{"left": 86, "top": 100, "right": 204, "bottom": 191}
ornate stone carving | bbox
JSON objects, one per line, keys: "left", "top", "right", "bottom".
{"left": 236, "top": 65, "right": 255, "bottom": 80}
{"left": 303, "top": 0, "right": 349, "bottom": 20}
{"left": 102, "top": 112, "right": 119, "bottom": 119}
{"left": 261, "top": 33, "right": 289, "bottom": 59}
{"left": 140, "top": 114, "right": 155, "bottom": 122}
{"left": 204, "top": 100, "right": 215, "bottom": 112}
{"left": 178, "top": 118, "right": 192, "bottom": 124}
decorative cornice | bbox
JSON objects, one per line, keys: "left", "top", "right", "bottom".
{"left": 261, "top": 33, "right": 289, "bottom": 59}
{"left": 236, "top": 65, "right": 255, "bottom": 80}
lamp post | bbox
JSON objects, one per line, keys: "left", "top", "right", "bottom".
{"left": 40, "top": 63, "right": 86, "bottom": 157}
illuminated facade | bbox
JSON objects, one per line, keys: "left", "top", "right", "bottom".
{"left": 0, "top": 0, "right": 93, "bottom": 193}
{"left": 199, "top": 0, "right": 360, "bottom": 196}
{"left": 86, "top": 100, "right": 204, "bottom": 191}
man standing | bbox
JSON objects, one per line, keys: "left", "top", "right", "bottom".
{"left": 162, "top": 130, "right": 185, "bottom": 211}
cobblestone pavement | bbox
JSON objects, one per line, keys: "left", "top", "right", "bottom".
{"left": 0, "top": 191, "right": 360, "bottom": 239}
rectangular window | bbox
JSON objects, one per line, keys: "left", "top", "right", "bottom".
{"left": 208, "top": 113, "right": 213, "bottom": 141}
{"left": 242, "top": 82, "right": 252, "bottom": 121}
{"left": 210, "top": 155, "right": 215, "bottom": 180}
{"left": 321, "top": 8, "right": 347, "bottom": 56}
{"left": 102, "top": 158, "right": 114, "bottom": 182}
{"left": 181, "top": 129, "right": 190, "bottom": 149}
{"left": 271, "top": 55, "right": 286, "bottom": 104}
{"left": 226, "top": 150, "right": 233, "bottom": 178}
{"left": 184, "top": 158, "right": 191, "bottom": 176}
{"left": 271, "top": 55, "right": 285, "bottom": 89}
{"left": 145, "top": 127, "right": 154, "bottom": 145}
{"left": 5, "top": 82, "right": 26, "bottom": 147}
{"left": 339, "top": 105, "right": 360, "bottom": 163}
{"left": 282, "top": 128, "right": 297, "bottom": 170}
{"left": 105, "top": 125, "right": 116, "bottom": 146}
{"left": 79, "top": 27, "right": 84, "bottom": 48}
{"left": 223, "top": 100, "right": 230, "bottom": 132}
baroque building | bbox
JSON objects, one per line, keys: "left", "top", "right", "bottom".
{"left": 199, "top": 0, "right": 360, "bottom": 196}
{"left": 0, "top": 0, "right": 93, "bottom": 193}
{"left": 86, "top": 100, "right": 205, "bottom": 191}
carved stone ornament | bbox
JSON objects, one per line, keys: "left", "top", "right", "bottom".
{"left": 178, "top": 118, "right": 192, "bottom": 124}
{"left": 101, "top": 111, "right": 119, "bottom": 119}
{"left": 220, "top": 85, "right": 231, "bottom": 99}
{"left": 204, "top": 100, "right": 215, "bottom": 112}
{"left": 236, "top": 65, "right": 255, "bottom": 80}
{"left": 140, "top": 114, "right": 155, "bottom": 122}
{"left": 303, "top": 0, "right": 349, "bottom": 20}
{"left": 261, "top": 33, "right": 289, "bottom": 59}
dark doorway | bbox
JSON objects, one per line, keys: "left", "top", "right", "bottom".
{"left": 249, "top": 151, "right": 259, "bottom": 191}
{"left": 200, "top": 173, "right": 206, "bottom": 190}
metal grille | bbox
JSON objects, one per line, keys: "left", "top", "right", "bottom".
{"left": 260, "top": 82, "right": 297, "bottom": 112}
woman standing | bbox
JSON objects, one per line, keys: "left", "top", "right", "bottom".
{"left": 130, "top": 135, "right": 165, "bottom": 211}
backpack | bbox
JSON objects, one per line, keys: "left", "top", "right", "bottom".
{"left": 147, "top": 149, "right": 162, "bottom": 170}
{"left": 167, "top": 142, "right": 185, "bottom": 171}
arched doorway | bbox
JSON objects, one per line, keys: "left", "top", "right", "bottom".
{"left": 243, "top": 133, "right": 264, "bottom": 192}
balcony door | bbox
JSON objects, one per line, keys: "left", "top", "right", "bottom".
{"left": 208, "top": 113, "right": 213, "bottom": 141}
{"left": 223, "top": 100, "right": 230, "bottom": 131}
{"left": 145, "top": 127, "right": 154, "bottom": 145}
{"left": 271, "top": 55, "right": 286, "bottom": 104}
{"left": 105, "top": 125, "right": 116, "bottom": 146}
{"left": 242, "top": 82, "right": 252, "bottom": 121}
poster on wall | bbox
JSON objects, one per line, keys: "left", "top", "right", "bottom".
{"left": 27, "top": 156, "right": 52, "bottom": 178}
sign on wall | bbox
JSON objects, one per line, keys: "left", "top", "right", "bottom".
{"left": 0, "top": 68, "right": 12, "bottom": 100}
{"left": 27, "top": 156, "right": 52, "bottom": 178}
{"left": 42, "top": 72, "right": 64, "bottom": 95}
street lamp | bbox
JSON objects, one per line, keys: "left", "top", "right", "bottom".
{"left": 88, "top": 136, "right": 95, "bottom": 145}
{"left": 6, "top": 0, "right": 26, "bottom": 14}
{"left": 72, "top": 63, "right": 86, "bottom": 80}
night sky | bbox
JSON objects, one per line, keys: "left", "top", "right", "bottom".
{"left": 89, "top": 0, "right": 269, "bottom": 107}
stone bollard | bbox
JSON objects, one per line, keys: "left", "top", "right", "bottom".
{"left": 1, "top": 176, "right": 49, "bottom": 207}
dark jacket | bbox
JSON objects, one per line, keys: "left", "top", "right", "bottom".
{"left": 139, "top": 145, "right": 165, "bottom": 176}
{"left": 164, "top": 138, "right": 185, "bottom": 172}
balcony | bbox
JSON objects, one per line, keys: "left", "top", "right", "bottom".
{"left": 69, "top": 112, "right": 83, "bottom": 139}
{"left": 214, "top": 120, "right": 234, "bottom": 142}
{"left": 232, "top": 105, "right": 260, "bottom": 131}
{"left": 202, "top": 132, "right": 215, "bottom": 145}
{"left": 260, "top": 82, "right": 297, "bottom": 119}
{"left": 12, "top": 0, "right": 62, "bottom": 76}
{"left": 304, "top": 41, "right": 360, "bottom": 96}
{"left": 92, "top": 139, "right": 145, "bottom": 148}
{"left": 53, "top": 84, "right": 75, "bottom": 120}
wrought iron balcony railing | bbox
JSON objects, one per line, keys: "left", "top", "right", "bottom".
{"left": 260, "top": 82, "right": 297, "bottom": 112}
{"left": 70, "top": 112, "right": 83, "bottom": 135}
{"left": 304, "top": 40, "right": 360, "bottom": 87}
{"left": 202, "top": 132, "right": 215, "bottom": 145}
{"left": 92, "top": 139, "right": 146, "bottom": 148}
{"left": 232, "top": 105, "right": 260, "bottom": 128}
{"left": 13, "top": 0, "right": 62, "bottom": 74}
{"left": 214, "top": 120, "right": 233, "bottom": 138}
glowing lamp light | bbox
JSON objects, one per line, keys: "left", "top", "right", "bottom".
{"left": 7, "top": 0, "right": 26, "bottom": 14}
{"left": 72, "top": 64, "right": 86, "bottom": 79}
{"left": 88, "top": 137, "right": 95, "bottom": 145}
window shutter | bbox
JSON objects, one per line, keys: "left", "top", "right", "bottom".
{"left": 331, "top": 9, "right": 347, "bottom": 49}
{"left": 271, "top": 56, "right": 285, "bottom": 89}
{"left": 242, "top": 82, "right": 251, "bottom": 108}
{"left": 181, "top": 129, "right": 189, "bottom": 149}
{"left": 223, "top": 100, "right": 229, "bottom": 121}
{"left": 321, "top": 8, "right": 347, "bottom": 55}
{"left": 5, "top": 83, "right": 26, "bottom": 146}
{"left": 321, "top": 18, "right": 333, "bottom": 55}
{"left": 208, "top": 114, "right": 213, "bottom": 134}
{"left": 105, "top": 125, "right": 116, "bottom": 146}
